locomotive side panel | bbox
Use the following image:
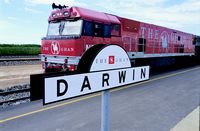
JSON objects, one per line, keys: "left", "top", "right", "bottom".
{"left": 120, "top": 18, "right": 140, "bottom": 52}
{"left": 138, "top": 22, "right": 195, "bottom": 55}
{"left": 119, "top": 16, "right": 195, "bottom": 59}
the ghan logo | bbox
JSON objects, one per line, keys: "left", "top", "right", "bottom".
{"left": 109, "top": 56, "right": 115, "bottom": 64}
{"left": 51, "top": 41, "right": 60, "bottom": 55}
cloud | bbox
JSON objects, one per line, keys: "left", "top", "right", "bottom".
{"left": 7, "top": 16, "right": 19, "bottom": 21}
{"left": 4, "top": 0, "right": 11, "bottom": 4}
{"left": 0, "top": 20, "right": 10, "bottom": 29}
{"left": 167, "top": 0, "right": 200, "bottom": 12}
{"left": 25, "top": 0, "right": 76, "bottom": 6}
{"left": 94, "top": 0, "right": 200, "bottom": 34}
{"left": 24, "top": 7, "right": 43, "bottom": 14}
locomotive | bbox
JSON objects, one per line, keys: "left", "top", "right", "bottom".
{"left": 41, "top": 3, "right": 200, "bottom": 72}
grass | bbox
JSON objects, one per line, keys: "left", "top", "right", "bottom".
{"left": 0, "top": 44, "right": 41, "bottom": 55}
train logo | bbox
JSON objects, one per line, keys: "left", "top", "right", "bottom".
{"left": 109, "top": 56, "right": 115, "bottom": 64}
{"left": 51, "top": 41, "right": 60, "bottom": 55}
{"left": 161, "top": 31, "right": 169, "bottom": 48}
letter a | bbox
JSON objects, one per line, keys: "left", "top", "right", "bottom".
{"left": 81, "top": 76, "right": 91, "bottom": 92}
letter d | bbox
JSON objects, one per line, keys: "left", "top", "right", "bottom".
{"left": 57, "top": 79, "right": 68, "bottom": 97}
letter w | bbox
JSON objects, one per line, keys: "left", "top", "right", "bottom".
{"left": 118, "top": 71, "right": 126, "bottom": 83}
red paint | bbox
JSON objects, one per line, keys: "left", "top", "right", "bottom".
{"left": 109, "top": 56, "right": 115, "bottom": 64}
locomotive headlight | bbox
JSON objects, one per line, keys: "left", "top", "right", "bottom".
{"left": 63, "top": 11, "right": 69, "bottom": 16}
{"left": 52, "top": 13, "right": 56, "bottom": 17}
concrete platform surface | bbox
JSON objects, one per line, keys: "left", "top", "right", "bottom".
{"left": 171, "top": 106, "right": 199, "bottom": 131}
{"left": 1, "top": 66, "right": 200, "bottom": 131}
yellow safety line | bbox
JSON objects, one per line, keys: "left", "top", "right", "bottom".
{"left": 0, "top": 66, "right": 200, "bottom": 123}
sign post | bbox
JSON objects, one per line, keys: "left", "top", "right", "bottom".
{"left": 101, "top": 90, "right": 110, "bottom": 131}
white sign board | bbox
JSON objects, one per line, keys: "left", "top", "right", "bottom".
{"left": 44, "top": 66, "right": 149, "bottom": 104}
{"left": 90, "top": 45, "right": 131, "bottom": 71}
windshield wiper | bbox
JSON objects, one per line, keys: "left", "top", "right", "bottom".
{"left": 59, "top": 22, "right": 65, "bottom": 35}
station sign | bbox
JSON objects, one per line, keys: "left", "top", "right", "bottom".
{"left": 43, "top": 45, "right": 150, "bottom": 105}
{"left": 44, "top": 66, "right": 149, "bottom": 104}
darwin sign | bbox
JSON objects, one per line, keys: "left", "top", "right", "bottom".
{"left": 44, "top": 66, "right": 149, "bottom": 104}
{"left": 43, "top": 45, "right": 150, "bottom": 105}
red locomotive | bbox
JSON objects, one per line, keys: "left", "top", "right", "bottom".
{"left": 41, "top": 3, "right": 200, "bottom": 72}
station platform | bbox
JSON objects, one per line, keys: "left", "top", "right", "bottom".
{"left": 1, "top": 66, "right": 200, "bottom": 131}
{"left": 171, "top": 106, "right": 199, "bottom": 131}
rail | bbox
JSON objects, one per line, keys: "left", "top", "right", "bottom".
{"left": 0, "top": 58, "right": 40, "bottom": 62}
{"left": 0, "top": 88, "right": 30, "bottom": 107}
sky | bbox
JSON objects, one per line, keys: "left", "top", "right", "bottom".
{"left": 0, "top": 0, "right": 199, "bottom": 44}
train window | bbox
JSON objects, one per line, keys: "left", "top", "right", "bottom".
{"left": 138, "top": 38, "right": 146, "bottom": 52}
{"left": 104, "top": 24, "right": 111, "bottom": 38}
{"left": 94, "top": 23, "right": 103, "bottom": 37}
{"left": 138, "top": 38, "right": 146, "bottom": 44}
{"left": 178, "top": 36, "right": 181, "bottom": 41}
{"left": 111, "top": 24, "right": 120, "bottom": 36}
{"left": 82, "top": 21, "right": 93, "bottom": 36}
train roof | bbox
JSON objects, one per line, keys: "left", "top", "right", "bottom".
{"left": 73, "top": 7, "right": 120, "bottom": 24}
{"left": 48, "top": 6, "right": 120, "bottom": 24}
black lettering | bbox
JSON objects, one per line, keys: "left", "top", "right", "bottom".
{"left": 104, "top": 59, "right": 107, "bottom": 63}
{"left": 133, "top": 69, "right": 135, "bottom": 80}
{"left": 119, "top": 71, "right": 126, "bottom": 83}
{"left": 57, "top": 79, "right": 68, "bottom": 97}
{"left": 141, "top": 68, "right": 146, "bottom": 79}
{"left": 102, "top": 73, "right": 110, "bottom": 87}
{"left": 81, "top": 76, "right": 91, "bottom": 92}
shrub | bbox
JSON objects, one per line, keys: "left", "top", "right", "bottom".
{"left": 0, "top": 44, "right": 41, "bottom": 55}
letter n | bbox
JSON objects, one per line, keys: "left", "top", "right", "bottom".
{"left": 141, "top": 68, "right": 146, "bottom": 79}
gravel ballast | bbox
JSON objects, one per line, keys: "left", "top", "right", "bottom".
{"left": 0, "top": 84, "right": 31, "bottom": 108}
{"left": 0, "top": 61, "right": 40, "bottom": 66}
{"left": 0, "top": 56, "right": 41, "bottom": 108}
{"left": 0, "top": 55, "right": 40, "bottom": 66}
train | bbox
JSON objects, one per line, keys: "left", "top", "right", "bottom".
{"left": 41, "top": 3, "right": 200, "bottom": 72}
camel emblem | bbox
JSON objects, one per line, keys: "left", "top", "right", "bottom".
{"left": 51, "top": 41, "right": 60, "bottom": 54}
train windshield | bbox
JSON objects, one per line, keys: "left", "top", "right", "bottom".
{"left": 47, "top": 19, "right": 83, "bottom": 36}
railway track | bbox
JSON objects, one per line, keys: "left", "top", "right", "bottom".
{"left": 0, "top": 56, "right": 40, "bottom": 107}
{"left": 0, "top": 86, "right": 30, "bottom": 108}
{"left": 0, "top": 57, "right": 40, "bottom": 62}
{"left": 0, "top": 64, "right": 42, "bottom": 108}
{"left": 0, "top": 56, "right": 41, "bottom": 66}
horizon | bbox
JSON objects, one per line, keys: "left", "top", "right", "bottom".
{"left": 0, "top": 0, "right": 200, "bottom": 44}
